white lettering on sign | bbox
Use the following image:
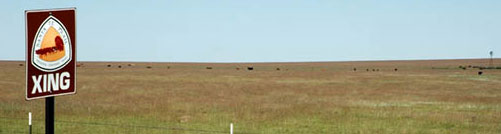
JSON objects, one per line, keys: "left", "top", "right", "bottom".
{"left": 48, "top": 73, "right": 59, "bottom": 92}
{"left": 60, "top": 72, "right": 70, "bottom": 90}
{"left": 31, "top": 72, "right": 70, "bottom": 94}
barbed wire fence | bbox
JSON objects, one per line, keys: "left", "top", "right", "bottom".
{"left": 0, "top": 116, "right": 259, "bottom": 134}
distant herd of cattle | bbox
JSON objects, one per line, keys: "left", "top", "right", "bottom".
{"left": 16, "top": 63, "right": 494, "bottom": 75}
{"left": 352, "top": 68, "right": 398, "bottom": 72}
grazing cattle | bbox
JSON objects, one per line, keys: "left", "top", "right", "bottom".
{"left": 206, "top": 67, "right": 212, "bottom": 69}
{"left": 146, "top": 66, "right": 152, "bottom": 69}
{"left": 19, "top": 64, "right": 23, "bottom": 66}
{"left": 107, "top": 65, "right": 111, "bottom": 67}
{"left": 118, "top": 65, "right": 122, "bottom": 68}
{"left": 247, "top": 66, "right": 254, "bottom": 71}
{"left": 353, "top": 68, "right": 357, "bottom": 71}
{"left": 478, "top": 71, "right": 483, "bottom": 75}
{"left": 372, "top": 69, "right": 375, "bottom": 71}
{"left": 236, "top": 68, "right": 240, "bottom": 70}
{"left": 366, "top": 69, "right": 369, "bottom": 72}
{"left": 394, "top": 68, "right": 398, "bottom": 71}
{"left": 276, "top": 68, "right": 280, "bottom": 71}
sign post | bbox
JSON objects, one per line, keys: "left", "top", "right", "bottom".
{"left": 46, "top": 97, "right": 54, "bottom": 133}
{"left": 25, "top": 8, "right": 76, "bottom": 134}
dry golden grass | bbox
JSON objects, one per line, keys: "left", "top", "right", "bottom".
{"left": 0, "top": 59, "right": 500, "bottom": 133}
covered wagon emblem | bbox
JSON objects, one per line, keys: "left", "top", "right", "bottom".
{"left": 31, "top": 15, "right": 72, "bottom": 72}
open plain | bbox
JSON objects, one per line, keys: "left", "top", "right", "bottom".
{"left": 1, "top": 59, "right": 501, "bottom": 134}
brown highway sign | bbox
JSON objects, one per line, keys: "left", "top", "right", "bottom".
{"left": 26, "top": 8, "right": 76, "bottom": 100}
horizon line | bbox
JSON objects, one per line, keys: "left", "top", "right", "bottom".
{"left": 1, "top": 57, "right": 498, "bottom": 64}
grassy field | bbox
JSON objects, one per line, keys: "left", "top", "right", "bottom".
{"left": 1, "top": 59, "right": 501, "bottom": 134}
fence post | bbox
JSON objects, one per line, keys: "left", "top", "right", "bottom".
{"left": 230, "top": 123, "right": 233, "bottom": 134}
{"left": 29, "top": 112, "right": 32, "bottom": 134}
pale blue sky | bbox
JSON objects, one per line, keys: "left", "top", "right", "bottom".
{"left": 1, "top": 0, "right": 500, "bottom": 62}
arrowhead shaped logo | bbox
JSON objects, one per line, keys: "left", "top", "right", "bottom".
{"left": 31, "top": 15, "right": 72, "bottom": 72}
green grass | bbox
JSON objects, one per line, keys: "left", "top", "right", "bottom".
{"left": 1, "top": 60, "right": 501, "bottom": 134}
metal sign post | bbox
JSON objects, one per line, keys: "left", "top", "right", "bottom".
{"left": 46, "top": 97, "right": 55, "bottom": 134}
